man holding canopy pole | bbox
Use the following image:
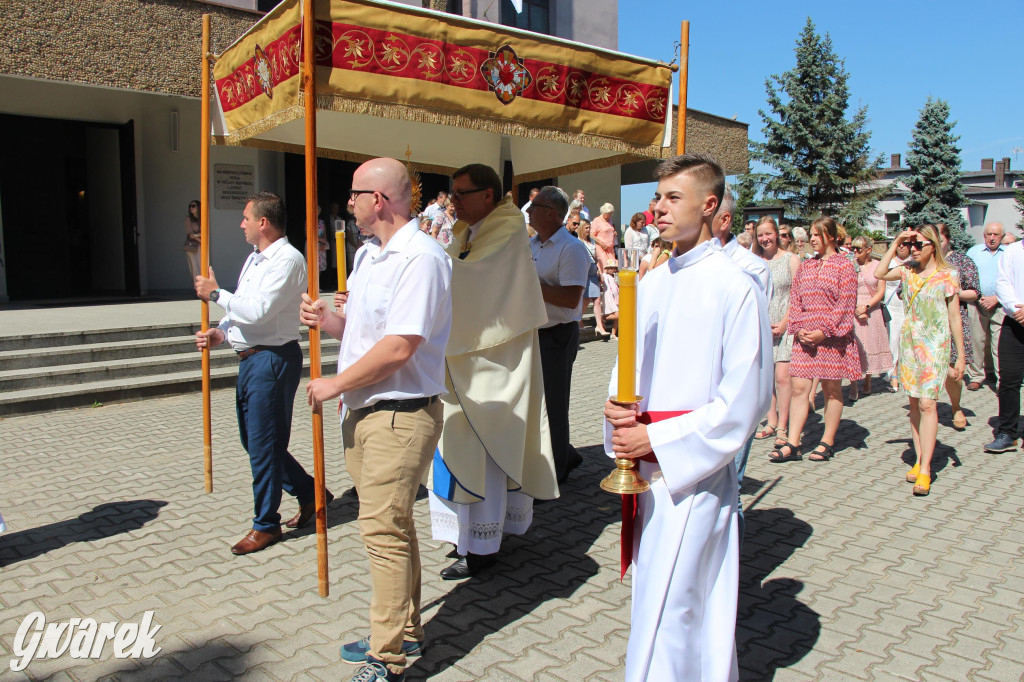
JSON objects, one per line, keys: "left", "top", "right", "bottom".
{"left": 301, "top": 157, "right": 452, "bottom": 682}
{"left": 194, "top": 191, "right": 320, "bottom": 556}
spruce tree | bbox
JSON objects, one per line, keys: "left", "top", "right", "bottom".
{"left": 731, "top": 174, "right": 758, "bottom": 233}
{"left": 902, "top": 98, "right": 972, "bottom": 251}
{"left": 750, "top": 18, "right": 884, "bottom": 227}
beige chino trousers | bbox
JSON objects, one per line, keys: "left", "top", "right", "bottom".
{"left": 968, "top": 303, "right": 1004, "bottom": 383}
{"left": 342, "top": 400, "right": 443, "bottom": 674}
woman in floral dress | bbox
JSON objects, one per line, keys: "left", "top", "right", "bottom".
{"left": 876, "top": 226, "right": 966, "bottom": 496}
{"left": 939, "top": 223, "right": 979, "bottom": 429}
{"left": 770, "top": 216, "right": 860, "bottom": 464}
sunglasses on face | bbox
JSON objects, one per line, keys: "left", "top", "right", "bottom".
{"left": 909, "top": 240, "right": 931, "bottom": 251}
{"left": 450, "top": 188, "right": 488, "bottom": 200}
{"left": 851, "top": 247, "right": 866, "bottom": 253}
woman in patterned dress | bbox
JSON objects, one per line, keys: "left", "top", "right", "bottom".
{"left": 849, "top": 236, "right": 893, "bottom": 399}
{"left": 875, "top": 226, "right": 966, "bottom": 496}
{"left": 753, "top": 218, "right": 800, "bottom": 447}
{"left": 770, "top": 216, "right": 861, "bottom": 463}
{"left": 938, "top": 223, "right": 979, "bottom": 429}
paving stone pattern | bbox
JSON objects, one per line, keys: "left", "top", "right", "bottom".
{"left": 1, "top": 339, "right": 1023, "bottom": 680}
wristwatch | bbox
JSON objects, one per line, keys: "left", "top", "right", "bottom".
{"left": 209, "top": 289, "right": 221, "bottom": 303}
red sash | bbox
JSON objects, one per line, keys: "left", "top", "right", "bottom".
{"left": 620, "top": 410, "right": 690, "bottom": 579}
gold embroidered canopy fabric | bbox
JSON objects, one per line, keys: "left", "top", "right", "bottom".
{"left": 212, "top": 0, "right": 672, "bottom": 180}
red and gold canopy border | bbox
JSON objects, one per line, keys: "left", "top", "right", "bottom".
{"left": 212, "top": 0, "right": 673, "bottom": 181}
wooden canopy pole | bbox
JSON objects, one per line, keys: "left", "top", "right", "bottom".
{"left": 200, "top": 14, "right": 213, "bottom": 493}
{"left": 302, "top": 0, "right": 330, "bottom": 598}
{"left": 676, "top": 20, "right": 689, "bottom": 155}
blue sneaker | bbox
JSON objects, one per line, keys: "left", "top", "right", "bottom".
{"left": 349, "top": 658, "right": 404, "bottom": 682}
{"left": 341, "top": 636, "right": 424, "bottom": 664}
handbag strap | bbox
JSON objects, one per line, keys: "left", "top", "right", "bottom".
{"left": 906, "top": 269, "right": 938, "bottom": 311}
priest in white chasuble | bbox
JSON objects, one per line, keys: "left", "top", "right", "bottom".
{"left": 428, "top": 163, "right": 559, "bottom": 580}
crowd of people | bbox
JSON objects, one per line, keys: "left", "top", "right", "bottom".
{"left": 732, "top": 215, "right": 1018, "bottom": 499}
{"left": 192, "top": 150, "right": 1023, "bottom": 681}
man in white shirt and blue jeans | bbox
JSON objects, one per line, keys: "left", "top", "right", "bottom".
{"left": 194, "top": 192, "right": 318, "bottom": 556}
{"left": 301, "top": 158, "right": 453, "bottom": 682}
{"left": 529, "top": 186, "right": 592, "bottom": 483}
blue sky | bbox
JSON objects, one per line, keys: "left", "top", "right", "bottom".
{"left": 617, "top": 0, "right": 1024, "bottom": 216}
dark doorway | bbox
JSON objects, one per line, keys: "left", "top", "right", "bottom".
{"left": 0, "top": 114, "right": 139, "bottom": 301}
{"left": 282, "top": 154, "right": 451, "bottom": 284}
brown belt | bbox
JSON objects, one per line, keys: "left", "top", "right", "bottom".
{"left": 236, "top": 345, "right": 273, "bottom": 360}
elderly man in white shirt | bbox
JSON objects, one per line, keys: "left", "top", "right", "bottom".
{"left": 301, "top": 158, "right": 453, "bottom": 682}
{"left": 528, "top": 185, "right": 593, "bottom": 483}
{"left": 709, "top": 184, "right": 772, "bottom": 545}
{"left": 986, "top": 240, "right": 1024, "bottom": 453}
{"left": 194, "top": 192, "right": 319, "bottom": 556}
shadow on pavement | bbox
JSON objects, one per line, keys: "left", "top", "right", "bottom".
{"left": 0, "top": 500, "right": 168, "bottom": 568}
{"left": 285, "top": 487, "right": 359, "bottom": 539}
{"left": 899, "top": 441, "right": 961, "bottom": 476}
{"left": 413, "top": 444, "right": 613, "bottom": 680}
{"left": 90, "top": 640, "right": 247, "bottom": 680}
{"left": 736, "top": 506, "right": 820, "bottom": 681}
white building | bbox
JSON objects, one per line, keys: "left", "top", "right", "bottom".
{"left": 869, "top": 154, "right": 1023, "bottom": 242}
{"left": 0, "top": 0, "right": 745, "bottom": 302}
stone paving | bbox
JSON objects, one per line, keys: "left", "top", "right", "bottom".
{"left": 2, "top": 338, "right": 1024, "bottom": 681}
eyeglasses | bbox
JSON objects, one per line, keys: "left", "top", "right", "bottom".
{"left": 909, "top": 240, "right": 931, "bottom": 251}
{"left": 450, "top": 188, "right": 488, "bottom": 200}
{"left": 349, "top": 189, "right": 391, "bottom": 201}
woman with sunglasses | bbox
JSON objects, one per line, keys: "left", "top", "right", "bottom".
{"left": 770, "top": 216, "right": 860, "bottom": 464}
{"left": 849, "top": 236, "right": 893, "bottom": 400}
{"left": 938, "top": 223, "right": 979, "bottom": 429}
{"left": 183, "top": 199, "right": 202, "bottom": 281}
{"left": 875, "top": 226, "right": 966, "bottom": 496}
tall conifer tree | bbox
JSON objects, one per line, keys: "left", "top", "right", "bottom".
{"left": 751, "top": 18, "right": 883, "bottom": 227}
{"left": 902, "top": 98, "right": 972, "bottom": 251}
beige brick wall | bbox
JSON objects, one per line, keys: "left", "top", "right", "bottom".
{"left": 675, "top": 109, "right": 749, "bottom": 175}
{"left": 0, "top": 0, "right": 257, "bottom": 99}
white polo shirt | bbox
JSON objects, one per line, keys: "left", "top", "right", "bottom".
{"left": 337, "top": 220, "right": 453, "bottom": 410}
{"left": 530, "top": 227, "right": 592, "bottom": 327}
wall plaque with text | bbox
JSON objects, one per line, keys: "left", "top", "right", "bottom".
{"left": 214, "top": 164, "right": 255, "bottom": 210}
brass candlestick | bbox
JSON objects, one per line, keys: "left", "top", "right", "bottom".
{"left": 600, "top": 247, "right": 649, "bottom": 495}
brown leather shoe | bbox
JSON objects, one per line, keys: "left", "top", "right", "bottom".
{"left": 231, "top": 528, "right": 281, "bottom": 555}
{"left": 285, "top": 490, "right": 334, "bottom": 529}
{"left": 967, "top": 382, "right": 982, "bottom": 391}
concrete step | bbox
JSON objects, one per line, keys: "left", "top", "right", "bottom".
{"left": 0, "top": 338, "right": 340, "bottom": 391}
{"left": 0, "top": 353, "right": 338, "bottom": 417}
{"left": 0, "top": 336, "right": 198, "bottom": 371}
{"left": 0, "top": 322, "right": 203, "bottom": 352}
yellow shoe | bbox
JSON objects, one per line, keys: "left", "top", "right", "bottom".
{"left": 906, "top": 463, "right": 920, "bottom": 483}
{"left": 913, "top": 473, "right": 931, "bottom": 496}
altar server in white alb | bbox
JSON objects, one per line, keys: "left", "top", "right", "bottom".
{"left": 604, "top": 153, "right": 773, "bottom": 682}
